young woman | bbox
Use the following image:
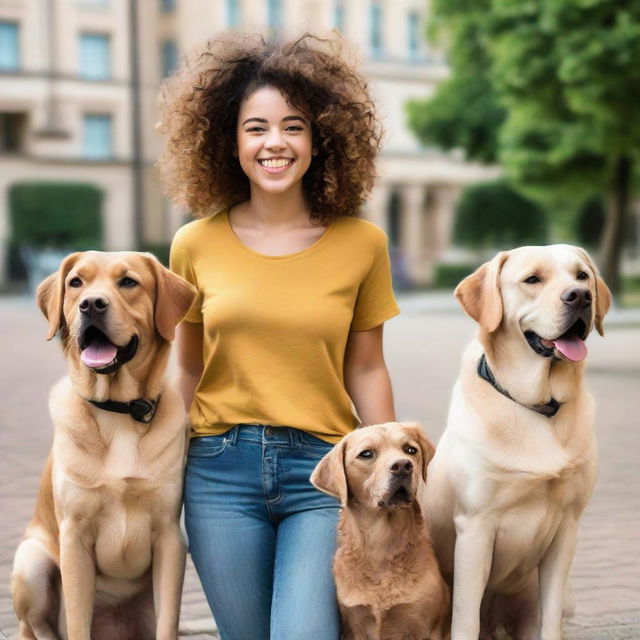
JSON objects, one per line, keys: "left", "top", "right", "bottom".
{"left": 158, "top": 32, "right": 399, "bottom": 640}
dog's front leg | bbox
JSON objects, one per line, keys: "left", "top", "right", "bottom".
{"left": 451, "top": 514, "right": 495, "bottom": 640}
{"left": 152, "top": 522, "right": 186, "bottom": 640}
{"left": 537, "top": 513, "right": 579, "bottom": 640}
{"left": 59, "top": 520, "right": 95, "bottom": 640}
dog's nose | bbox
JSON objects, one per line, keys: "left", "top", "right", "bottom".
{"left": 79, "top": 295, "right": 109, "bottom": 315}
{"left": 390, "top": 458, "right": 413, "bottom": 476}
{"left": 561, "top": 287, "right": 592, "bottom": 309}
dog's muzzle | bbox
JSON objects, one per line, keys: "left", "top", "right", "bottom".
{"left": 79, "top": 324, "right": 139, "bottom": 374}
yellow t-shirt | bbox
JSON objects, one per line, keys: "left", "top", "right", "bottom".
{"left": 170, "top": 210, "right": 400, "bottom": 443}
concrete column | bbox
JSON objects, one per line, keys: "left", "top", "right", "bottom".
{"left": 432, "top": 184, "right": 461, "bottom": 261}
{"left": 364, "top": 181, "right": 391, "bottom": 232}
{"left": 402, "top": 184, "right": 428, "bottom": 286}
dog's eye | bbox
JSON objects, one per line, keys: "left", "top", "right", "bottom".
{"left": 119, "top": 277, "right": 139, "bottom": 288}
{"left": 357, "top": 449, "right": 375, "bottom": 460}
{"left": 68, "top": 277, "right": 82, "bottom": 288}
{"left": 523, "top": 275, "right": 541, "bottom": 284}
{"left": 576, "top": 271, "right": 589, "bottom": 280}
{"left": 405, "top": 446, "right": 418, "bottom": 455}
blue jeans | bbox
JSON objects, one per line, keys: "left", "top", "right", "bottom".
{"left": 184, "top": 424, "right": 342, "bottom": 640}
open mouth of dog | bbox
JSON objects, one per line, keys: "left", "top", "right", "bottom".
{"left": 79, "top": 325, "right": 139, "bottom": 374}
{"left": 524, "top": 316, "right": 589, "bottom": 362}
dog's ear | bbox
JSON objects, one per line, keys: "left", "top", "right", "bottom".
{"left": 402, "top": 422, "right": 435, "bottom": 482}
{"left": 310, "top": 437, "right": 349, "bottom": 507}
{"left": 455, "top": 251, "right": 509, "bottom": 333}
{"left": 577, "top": 247, "right": 611, "bottom": 336}
{"left": 145, "top": 254, "right": 197, "bottom": 342}
{"left": 36, "top": 252, "right": 82, "bottom": 340}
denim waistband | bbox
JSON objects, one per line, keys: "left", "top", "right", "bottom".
{"left": 224, "top": 424, "right": 330, "bottom": 448}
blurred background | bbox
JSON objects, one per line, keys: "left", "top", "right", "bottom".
{"left": 0, "top": 0, "right": 638, "bottom": 302}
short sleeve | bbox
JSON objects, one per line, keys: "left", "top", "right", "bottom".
{"left": 350, "top": 234, "right": 400, "bottom": 331}
{"left": 170, "top": 229, "right": 203, "bottom": 324}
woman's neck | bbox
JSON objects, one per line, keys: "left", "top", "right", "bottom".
{"left": 236, "top": 188, "right": 315, "bottom": 229}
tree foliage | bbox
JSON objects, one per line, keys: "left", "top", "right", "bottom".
{"left": 408, "top": 0, "right": 640, "bottom": 295}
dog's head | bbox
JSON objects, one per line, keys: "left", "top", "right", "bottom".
{"left": 310, "top": 422, "right": 435, "bottom": 510}
{"left": 36, "top": 251, "right": 196, "bottom": 376}
{"left": 455, "top": 245, "right": 611, "bottom": 363}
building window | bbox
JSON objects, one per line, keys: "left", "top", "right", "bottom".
{"left": 161, "top": 40, "right": 178, "bottom": 77}
{"left": 226, "top": 0, "right": 240, "bottom": 26}
{"left": 0, "top": 113, "right": 27, "bottom": 152}
{"left": 267, "top": 0, "right": 282, "bottom": 29}
{"left": 79, "top": 33, "right": 111, "bottom": 80}
{"left": 83, "top": 114, "right": 112, "bottom": 159}
{"left": 160, "top": 0, "right": 176, "bottom": 12}
{"left": 408, "top": 11, "right": 421, "bottom": 60}
{"left": 370, "top": 1, "right": 383, "bottom": 57}
{"left": 334, "top": 1, "right": 345, "bottom": 32}
{"left": 0, "top": 21, "right": 20, "bottom": 71}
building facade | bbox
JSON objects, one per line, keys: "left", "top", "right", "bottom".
{"left": 0, "top": 0, "right": 498, "bottom": 287}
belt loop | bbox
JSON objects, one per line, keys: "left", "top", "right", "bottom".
{"left": 228, "top": 425, "right": 240, "bottom": 445}
{"left": 291, "top": 427, "right": 302, "bottom": 448}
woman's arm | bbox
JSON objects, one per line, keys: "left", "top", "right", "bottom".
{"left": 175, "top": 321, "right": 204, "bottom": 412}
{"left": 344, "top": 324, "right": 396, "bottom": 426}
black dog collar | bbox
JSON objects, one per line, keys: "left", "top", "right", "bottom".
{"left": 88, "top": 397, "right": 159, "bottom": 424}
{"left": 477, "top": 354, "right": 561, "bottom": 418}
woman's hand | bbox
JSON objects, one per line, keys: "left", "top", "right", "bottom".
{"left": 344, "top": 324, "right": 396, "bottom": 426}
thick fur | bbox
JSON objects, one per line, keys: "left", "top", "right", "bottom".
{"left": 424, "top": 245, "right": 611, "bottom": 640}
{"left": 312, "top": 422, "right": 450, "bottom": 640}
{"left": 11, "top": 251, "right": 196, "bottom": 640}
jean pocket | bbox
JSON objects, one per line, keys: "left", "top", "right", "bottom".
{"left": 188, "top": 434, "right": 229, "bottom": 459}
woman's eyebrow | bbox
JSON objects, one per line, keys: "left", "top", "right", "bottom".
{"left": 242, "top": 117, "right": 268, "bottom": 126}
{"left": 283, "top": 115, "right": 307, "bottom": 124}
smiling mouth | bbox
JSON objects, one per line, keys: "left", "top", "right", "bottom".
{"left": 258, "top": 158, "right": 293, "bottom": 172}
{"left": 524, "top": 317, "right": 589, "bottom": 362}
{"left": 79, "top": 326, "right": 138, "bottom": 374}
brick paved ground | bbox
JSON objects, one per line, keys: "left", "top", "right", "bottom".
{"left": 1, "top": 293, "right": 638, "bottom": 639}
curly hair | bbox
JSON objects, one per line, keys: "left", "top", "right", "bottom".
{"left": 156, "top": 32, "right": 382, "bottom": 222}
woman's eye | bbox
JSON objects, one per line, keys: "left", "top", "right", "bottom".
{"left": 406, "top": 446, "right": 418, "bottom": 455}
{"left": 246, "top": 127, "right": 265, "bottom": 133}
{"left": 577, "top": 271, "right": 589, "bottom": 280}
{"left": 119, "top": 277, "right": 138, "bottom": 288}
{"left": 357, "top": 449, "right": 374, "bottom": 460}
{"left": 286, "top": 125, "right": 303, "bottom": 132}
{"left": 524, "top": 275, "right": 541, "bottom": 284}
{"left": 69, "top": 277, "right": 82, "bottom": 288}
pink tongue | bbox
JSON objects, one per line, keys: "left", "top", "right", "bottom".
{"left": 553, "top": 336, "right": 588, "bottom": 362}
{"left": 81, "top": 339, "right": 118, "bottom": 368}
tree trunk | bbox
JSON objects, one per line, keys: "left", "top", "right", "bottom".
{"left": 600, "top": 155, "right": 632, "bottom": 298}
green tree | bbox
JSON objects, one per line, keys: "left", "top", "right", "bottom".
{"left": 408, "top": 0, "right": 640, "bottom": 295}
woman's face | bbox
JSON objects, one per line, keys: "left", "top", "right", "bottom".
{"left": 236, "top": 85, "right": 313, "bottom": 199}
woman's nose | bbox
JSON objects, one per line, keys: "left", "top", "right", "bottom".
{"left": 264, "top": 128, "right": 286, "bottom": 150}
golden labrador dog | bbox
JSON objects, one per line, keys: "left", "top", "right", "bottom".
{"left": 424, "top": 245, "right": 611, "bottom": 640}
{"left": 312, "top": 422, "right": 450, "bottom": 640}
{"left": 11, "top": 251, "right": 195, "bottom": 640}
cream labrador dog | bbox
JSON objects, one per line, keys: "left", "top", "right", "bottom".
{"left": 424, "top": 245, "right": 611, "bottom": 640}
{"left": 11, "top": 251, "right": 195, "bottom": 640}
{"left": 312, "top": 422, "right": 450, "bottom": 640}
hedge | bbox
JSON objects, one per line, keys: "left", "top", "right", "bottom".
{"left": 9, "top": 181, "right": 103, "bottom": 250}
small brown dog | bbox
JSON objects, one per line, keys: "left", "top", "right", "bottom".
{"left": 11, "top": 251, "right": 195, "bottom": 640}
{"left": 312, "top": 422, "right": 450, "bottom": 640}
